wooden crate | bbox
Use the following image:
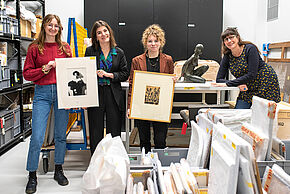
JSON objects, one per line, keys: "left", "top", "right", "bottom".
{"left": 174, "top": 59, "right": 219, "bottom": 81}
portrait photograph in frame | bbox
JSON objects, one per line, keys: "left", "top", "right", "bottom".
{"left": 55, "top": 57, "right": 99, "bottom": 109}
{"left": 129, "top": 70, "right": 175, "bottom": 123}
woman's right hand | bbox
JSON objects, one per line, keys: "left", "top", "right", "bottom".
{"left": 238, "top": 84, "right": 248, "bottom": 91}
{"left": 44, "top": 61, "right": 56, "bottom": 71}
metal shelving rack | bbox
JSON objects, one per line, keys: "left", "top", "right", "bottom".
{"left": 0, "top": 0, "right": 45, "bottom": 155}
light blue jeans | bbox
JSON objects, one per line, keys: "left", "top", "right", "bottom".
{"left": 26, "top": 84, "right": 69, "bottom": 172}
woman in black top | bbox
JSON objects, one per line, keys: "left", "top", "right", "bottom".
{"left": 85, "top": 20, "right": 129, "bottom": 154}
{"left": 212, "top": 27, "right": 280, "bottom": 108}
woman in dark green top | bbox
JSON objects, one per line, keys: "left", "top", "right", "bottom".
{"left": 85, "top": 20, "right": 129, "bottom": 154}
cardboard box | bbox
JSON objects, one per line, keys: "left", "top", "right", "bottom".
{"left": 20, "top": 18, "right": 31, "bottom": 38}
{"left": 174, "top": 59, "right": 220, "bottom": 81}
{"left": 34, "top": 18, "right": 42, "bottom": 38}
{"left": 277, "top": 102, "right": 290, "bottom": 140}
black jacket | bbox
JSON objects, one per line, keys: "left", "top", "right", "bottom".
{"left": 85, "top": 46, "right": 129, "bottom": 110}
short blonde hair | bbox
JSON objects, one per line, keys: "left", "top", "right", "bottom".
{"left": 142, "top": 24, "right": 165, "bottom": 52}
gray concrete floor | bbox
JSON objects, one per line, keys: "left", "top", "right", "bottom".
{"left": 0, "top": 131, "right": 138, "bottom": 194}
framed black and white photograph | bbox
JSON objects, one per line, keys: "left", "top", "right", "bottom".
{"left": 129, "top": 70, "right": 175, "bottom": 123}
{"left": 55, "top": 57, "right": 99, "bottom": 109}
{"left": 67, "top": 68, "right": 87, "bottom": 96}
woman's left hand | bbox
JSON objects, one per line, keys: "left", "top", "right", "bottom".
{"left": 97, "top": 70, "right": 114, "bottom": 78}
{"left": 211, "top": 82, "right": 227, "bottom": 87}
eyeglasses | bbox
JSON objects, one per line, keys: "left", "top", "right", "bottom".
{"left": 224, "top": 35, "right": 236, "bottom": 42}
{"left": 47, "top": 24, "right": 60, "bottom": 29}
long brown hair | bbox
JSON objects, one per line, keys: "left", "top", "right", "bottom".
{"left": 221, "top": 27, "right": 260, "bottom": 56}
{"left": 90, "top": 20, "right": 117, "bottom": 50}
{"left": 30, "top": 14, "right": 70, "bottom": 56}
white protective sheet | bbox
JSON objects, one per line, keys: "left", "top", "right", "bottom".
{"left": 187, "top": 120, "right": 204, "bottom": 167}
{"left": 272, "top": 164, "right": 290, "bottom": 185}
{"left": 237, "top": 154, "right": 254, "bottom": 194}
{"left": 262, "top": 165, "right": 290, "bottom": 194}
{"left": 196, "top": 114, "right": 213, "bottom": 168}
{"left": 208, "top": 123, "right": 241, "bottom": 194}
{"left": 170, "top": 163, "right": 184, "bottom": 194}
{"left": 208, "top": 141, "right": 237, "bottom": 194}
{"left": 199, "top": 108, "right": 252, "bottom": 135}
{"left": 156, "top": 160, "right": 166, "bottom": 194}
{"left": 147, "top": 177, "right": 155, "bottom": 194}
{"left": 217, "top": 122, "right": 257, "bottom": 194}
{"left": 251, "top": 96, "right": 277, "bottom": 160}
{"left": 241, "top": 122, "right": 269, "bottom": 161}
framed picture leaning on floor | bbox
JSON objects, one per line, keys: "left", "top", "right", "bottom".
{"left": 129, "top": 70, "right": 175, "bottom": 123}
{"left": 55, "top": 57, "right": 99, "bottom": 109}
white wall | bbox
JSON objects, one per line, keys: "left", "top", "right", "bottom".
{"left": 224, "top": 0, "right": 290, "bottom": 52}
{"left": 45, "top": 0, "right": 84, "bottom": 42}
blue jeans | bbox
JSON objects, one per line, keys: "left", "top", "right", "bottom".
{"left": 235, "top": 99, "right": 252, "bottom": 109}
{"left": 26, "top": 84, "right": 69, "bottom": 172}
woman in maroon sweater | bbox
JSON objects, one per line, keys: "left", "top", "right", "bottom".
{"left": 23, "top": 14, "right": 72, "bottom": 194}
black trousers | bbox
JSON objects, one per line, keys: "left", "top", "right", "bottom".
{"left": 137, "top": 120, "right": 168, "bottom": 153}
{"left": 88, "top": 85, "right": 121, "bottom": 155}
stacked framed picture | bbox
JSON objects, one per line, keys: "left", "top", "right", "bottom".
{"left": 129, "top": 70, "right": 175, "bottom": 123}
{"left": 55, "top": 57, "right": 99, "bottom": 109}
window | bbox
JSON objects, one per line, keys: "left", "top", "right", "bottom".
{"left": 267, "top": 0, "right": 279, "bottom": 21}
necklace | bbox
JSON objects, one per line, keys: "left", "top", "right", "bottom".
{"left": 148, "top": 57, "right": 158, "bottom": 67}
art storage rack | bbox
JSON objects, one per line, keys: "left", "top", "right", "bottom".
{"left": 67, "top": 18, "right": 88, "bottom": 57}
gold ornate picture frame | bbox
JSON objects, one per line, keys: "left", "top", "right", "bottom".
{"left": 129, "top": 70, "right": 175, "bottom": 123}
{"left": 55, "top": 57, "right": 99, "bottom": 109}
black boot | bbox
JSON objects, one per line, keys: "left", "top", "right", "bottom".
{"left": 54, "top": 165, "right": 69, "bottom": 186}
{"left": 25, "top": 171, "right": 37, "bottom": 194}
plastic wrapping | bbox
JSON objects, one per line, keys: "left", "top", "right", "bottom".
{"left": 272, "top": 164, "right": 290, "bottom": 185}
{"left": 196, "top": 114, "right": 213, "bottom": 168}
{"left": 147, "top": 177, "right": 155, "bottom": 194}
{"left": 198, "top": 108, "right": 252, "bottom": 135}
{"left": 170, "top": 163, "right": 184, "bottom": 194}
{"left": 180, "top": 159, "right": 199, "bottom": 193}
{"left": 237, "top": 155, "right": 254, "bottom": 194}
{"left": 82, "top": 134, "right": 130, "bottom": 194}
{"left": 251, "top": 96, "right": 277, "bottom": 160}
{"left": 126, "top": 174, "right": 134, "bottom": 194}
{"left": 208, "top": 123, "right": 241, "bottom": 194}
{"left": 175, "top": 163, "right": 193, "bottom": 194}
{"left": 241, "top": 122, "right": 269, "bottom": 161}
{"left": 163, "top": 171, "right": 175, "bottom": 194}
{"left": 262, "top": 165, "right": 290, "bottom": 193}
{"left": 187, "top": 120, "right": 204, "bottom": 167}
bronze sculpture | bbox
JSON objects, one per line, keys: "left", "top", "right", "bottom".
{"left": 179, "top": 44, "right": 209, "bottom": 83}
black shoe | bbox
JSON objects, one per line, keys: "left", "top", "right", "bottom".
{"left": 25, "top": 172, "right": 37, "bottom": 194}
{"left": 54, "top": 165, "right": 69, "bottom": 186}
